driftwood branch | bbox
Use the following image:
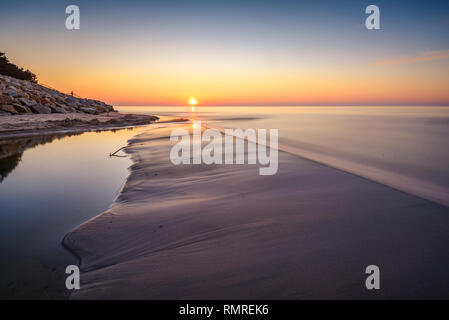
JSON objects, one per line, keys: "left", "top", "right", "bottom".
{"left": 109, "top": 146, "right": 127, "bottom": 157}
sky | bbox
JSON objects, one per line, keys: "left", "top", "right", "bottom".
{"left": 1, "top": 0, "right": 448, "bottom": 106}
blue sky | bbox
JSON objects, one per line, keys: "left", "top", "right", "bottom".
{"left": 1, "top": 0, "right": 448, "bottom": 105}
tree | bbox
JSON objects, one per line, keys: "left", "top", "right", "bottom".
{"left": 0, "top": 52, "right": 38, "bottom": 83}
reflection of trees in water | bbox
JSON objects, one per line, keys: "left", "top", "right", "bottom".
{"left": 0, "top": 133, "right": 82, "bottom": 183}
{"left": 0, "top": 153, "right": 22, "bottom": 183}
{"left": 0, "top": 127, "right": 136, "bottom": 183}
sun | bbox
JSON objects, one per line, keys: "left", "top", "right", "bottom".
{"left": 189, "top": 98, "right": 198, "bottom": 106}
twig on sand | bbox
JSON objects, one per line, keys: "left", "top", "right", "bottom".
{"left": 109, "top": 146, "right": 127, "bottom": 157}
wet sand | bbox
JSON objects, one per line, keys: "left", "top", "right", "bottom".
{"left": 64, "top": 122, "right": 449, "bottom": 299}
{"left": 0, "top": 113, "right": 158, "bottom": 139}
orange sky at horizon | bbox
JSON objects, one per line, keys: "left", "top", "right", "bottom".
{"left": 2, "top": 1, "right": 449, "bottom": 106}
{"left": 34, "top": 60, "right": 449, "bottom": 106}
{"left": 13, "top": 47, "right": 445, "bottom": 107}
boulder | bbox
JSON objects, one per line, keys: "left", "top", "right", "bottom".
{"left": 17, "top": 97, "right": 36, "bottom": 107}
{"left": 30, "top": 104, "right": 52, "bottom": 114}
{"left": 12, "top": 103, "right": 32, "bottom": 114}
{"left": 65, "top": 96, "right": 77, "bottom": 104}
{"left": 79, "top": 106, "right": 99, "bottom": 115}
{"left": 0, "top": 94, "right": 14, "bottom": 105}
{"left": 20, "top": 91, "right": 30, "bottom": 99}
{"left": 100, "top": 103, "right": 114, "bottom": 112}
{"left": 8, "top": 79, "right": 21, "bottom": 86}
{"left": 49, "top": 104, "right": 67, "bottom": 113}
{"left": 6, "top": 87, "right": 20, "bottom": 98}
{"left": 66, "top": 102, "right": 79, "bottom": 110}
{"left": 65, "top": 106, "right": 77, "bottom": 112}
{"left": 0, "top": 105, "right": 19, "bottom": 115}
{"left": 0, "top": 74, "right": 116, "bottom": 115}
{"left": 55, "top": 102, "right": 75, "bottom": 112}
{"left": 55, "top": 96, "right": 66, "bottom": 104}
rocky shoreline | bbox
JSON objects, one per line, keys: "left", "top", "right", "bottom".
{"left": 0, "top": 74, "right": 158, "bottom": 138}
{"left": 0, "top": 112, "right": 158, "bottom": 139}
{"left": 0, "top": 74, "right": 114, "bottom": 115}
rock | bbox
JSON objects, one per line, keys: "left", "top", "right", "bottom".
{"left": 65, "top": 96, "right": 77, "bottom": 104}
{"left": 65, "top": 105, "right": 77, "bottom": 112}
{"left": 49, "top": 105, "right": 66, "bottom": 114}
{"left": 8, "top": 79, "right": 21, "bottom": 86}
{"left": 94, "top": 106, "right": 108, "bottom": 113}
{"left": 0, "top": 111, "right": 10, "bottom": 116}
{"left": 66, "top": 102, "right": 79, "bottom": 110}
{"left": 20, "top": 91, "right": 30, "bottom": 99}
{"left": 29, "top": 94, "right": 46, "bottom": 105}
{"left": 12, "top": 103, "right": 32, "bottom": 114}
{"left": 17, "top": 97, "right": 36, "bottom": 107}
{"left": 0, "top": 105, "right": 19, "bottom": 115}
{"left": 1, "top": 74, "right": 116, "bottom": 115}
{"left": 79, "top": 106, "right": 99, "bottom": 115}
{"left": 0, "top": 94, "right": 14, "bottom": 105}
{"left": 98, "top": 102, "right": 114, "bottom": 112}
{"left": 30, "top": 104, "right": 52, "bottom": 114}
{"left": 55, "top": 102, "right": 76, "bottom": 112}
{"left": 6, "top": 87, "right": 20, "bottom": 98}
{"left": 55, "top": 96, "right": 66, "bottom": 104}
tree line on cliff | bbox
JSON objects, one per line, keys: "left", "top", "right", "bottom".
{"left": 0, "top": 52, "right": 37, "bottom": 83}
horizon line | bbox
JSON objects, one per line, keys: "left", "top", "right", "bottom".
{"left": 114, "top": 104, "right": 449, "bottom": 107}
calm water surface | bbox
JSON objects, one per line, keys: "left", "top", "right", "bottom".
{"left": 1, "top": 106, "right": 449, "bottom": 298}
{"left": 0, "top": 126, "right": 149, "bottom": 298}
{"left": 118, "top": 106, "right": 449, "bottom": 206}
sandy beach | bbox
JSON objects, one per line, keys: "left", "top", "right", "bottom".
{"left": 2, "top": 0, "right": 449, "bottom": 304}
{"left": 63, "top": 121, "right": 449, "bottom": 299}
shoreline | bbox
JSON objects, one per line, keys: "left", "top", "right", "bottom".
{"left": 63, "top": 121, "right": 449, "bottom": 299}
{"left": 0, "top": 112, "right": 159, "bottom": 139}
